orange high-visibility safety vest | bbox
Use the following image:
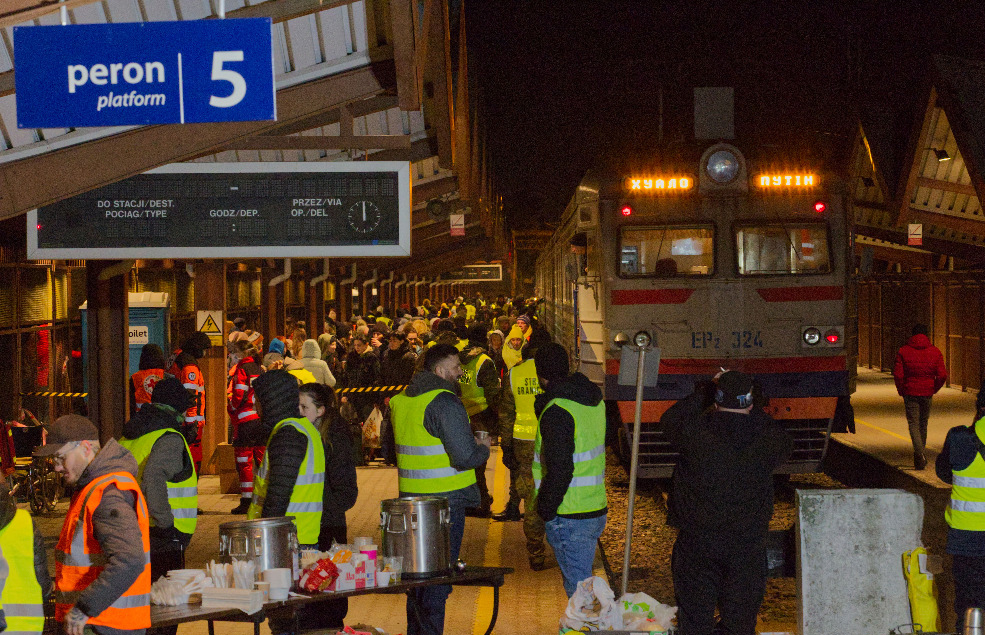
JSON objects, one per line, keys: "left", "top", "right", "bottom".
{"left": 130, "top": 369, "right": 164, "bottom": 411}
{"left": 170, "top": 353, "right": 205, "bottom": 426}
{"left": 55, "top": 471, "right": 151, "bottom": 630}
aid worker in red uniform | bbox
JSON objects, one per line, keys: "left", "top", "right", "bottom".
{"left": 129, "top": 344, "right": 167, "bottom": 414}
{"left": 169, "top": 333, "right": 213, "bottom": 469}
{"left": 36, "top": 415, "right": 151, "bottom": 635}
{"left": 227, "top": 339, "right": 265, "bottom": 514}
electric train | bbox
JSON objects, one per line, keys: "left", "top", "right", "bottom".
{"left": 536, "top": 142, "right": 856, "bottom": 477}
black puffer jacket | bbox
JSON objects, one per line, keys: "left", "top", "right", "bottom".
{"left": 381, "top": 342, "right": 417, "bottom": 386}
{"left": 320, "top": 416, "right": 358, "bottom": 529}
{"left": 253, "top": 370, "right": 311, "bottom": 523}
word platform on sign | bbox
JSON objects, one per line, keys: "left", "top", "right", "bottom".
{"left": 14, "top": 19, "right": 275, "bottom": 127}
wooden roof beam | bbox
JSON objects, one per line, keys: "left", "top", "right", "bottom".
{"left": 421, "top": 0, "right": 454, "bottom": 169}
{"left": 893, "top": 88, "right": 939, "bottom": 226}
{"left": 914, "top": 176, "right": 979, "bottom": 198}
{"left": 905, "top": 206, "right": 985, "bottom": 238}
{"left": 855, "top": 223, "right": 985, "bottom": 264}
{"left": 0, "top": 61, "right": 396, "bottom": 220}
{"left": 225, "top": 134, "right": 411, "bottom": 151}
{"left": 855, "top": 242, "right": 935, "bottom": 269}
{"left": 389, "top": 0, "right": 420, "bottom": 111}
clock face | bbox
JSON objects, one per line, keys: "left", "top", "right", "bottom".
{"left": 347, "top": 200, "right": 382, "bottom": 234}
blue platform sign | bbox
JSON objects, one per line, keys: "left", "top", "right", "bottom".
{"left": 14, "top": 18, "right": 276, "bottom": 128}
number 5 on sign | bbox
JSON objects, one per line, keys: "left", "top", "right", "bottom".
{"left": 211, "top": 51, "right": 247, "bottom": 108}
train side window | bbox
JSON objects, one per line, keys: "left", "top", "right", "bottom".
{"left": 735, "top": 223, "right": 830, "bottom": 275}
{"left": 619, "top": 225, "right": 714, "bottom": 277}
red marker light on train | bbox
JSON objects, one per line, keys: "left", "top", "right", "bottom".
{"left": 814, "top": 201, "right": 827, "bottom": 213}
{"left": 825, "top": 329, "right": 840, "bottom": 344}
{"left": 620, "top": 205, "right": 633, "bottom": 217}
{"left": 36, "top": 224, "right": 41, "bottom": 230}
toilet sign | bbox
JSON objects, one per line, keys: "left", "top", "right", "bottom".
{"left": 129, "top": 325, "right": 149, "bottom": 345}
{"left": 197, "top": 310, "right": 224, "bottom": 346}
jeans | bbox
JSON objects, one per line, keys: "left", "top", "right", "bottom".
{"left": 544, "top": 513, "right": 607, "bottom": 597}
{"left": 406, "top": 504, "right": 465, "bottom": 635}
{"left": 904, "top": 395, "right": 932, "bottom": 465}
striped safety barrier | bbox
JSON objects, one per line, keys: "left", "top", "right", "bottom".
{"left": 20, "top": 391, "right": 88, "bottom": 398}
{"left": 20, "top": 385, "right": 409, "bottom": 399}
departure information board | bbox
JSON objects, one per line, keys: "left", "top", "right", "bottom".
{"left": 438, "top": 264, "right": 502, "bottom": 281}
{"left": 27, "top": 162, "right": 411, "bottom": 259}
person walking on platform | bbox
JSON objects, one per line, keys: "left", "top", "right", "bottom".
{"left": 936, "top": 399, "right": 985, "bottom": 633}
{"left": 532, "top": 343, "right": 607, "bottom": 597}
{"left": 247, "top": 369, "right": 326, "bottom": 547}
{"left": 496, "top": 331, "right": 552, "bottom": 558}
{"left": 227, "top": 339, "right": 266, "bottom": 514}
{"left": 119, "top": 377, "right": 197, "bottom": 582}
{"left": 37, "top": 415, "right": 151, "bottom": 635}
{"left": 169, "top": 333, "right": 213, "bottom": 471}
{"left": 459, "top": 325, "right": 501, "bottom": 517}
{"left": 390, "top": 344, "right": 491, "bottom": 635}
{"left": 894, "top": 323, "right": 948, "bottom": 470}
{"left": 0, "top": 484, "right": 51, "bottom": 635}
{"left": 661, "top": 371, "right": 792, "bottom": 635}
{"left": 129, "top": 344, "right": 167, "bottom": 414}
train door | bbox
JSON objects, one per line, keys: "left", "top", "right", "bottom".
{"left": 570, "top": 232, "right": 606, "bottom": 387}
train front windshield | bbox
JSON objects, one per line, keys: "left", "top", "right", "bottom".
{"left": 735, "top": 222, "right": 831, "bottom": 275}
{"left": 619, "top": 225, "right": 715, "bottom": 277}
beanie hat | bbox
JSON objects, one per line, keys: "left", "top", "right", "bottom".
{"left": 233, "top": 317, "right": 246, "bottom": 328}
{"left": 182, "top": 332, "right": 213, "bottom": 358}
{"left": 715, "top": 371, "right": 755, "bottom": 409}
{"left": 253, "top": 369, "right": 301, "bottom": 424}
{"left": 516, "top": 314, "right": 531, "bottom": 327}
{"left": 535, "top": 342, "right": 569, "bottom": 382}
{"left": 268, "top": 338, "right": 286, "bottom": 356}
{"left": 151, "top": 376, "right": 192, "bottom": 413}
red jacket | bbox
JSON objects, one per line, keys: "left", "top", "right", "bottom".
{"left": 893, "top": 334, "right": 947, "bottom": 397}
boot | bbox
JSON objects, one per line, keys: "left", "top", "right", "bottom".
{"left": 492, "top": 501, "right": 522, "bottom": 522}
{"left": 230, "top": 498, "right": 250, "bottom": 515}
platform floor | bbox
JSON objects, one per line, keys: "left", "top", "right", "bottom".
{"left": 835, "top": 366, "right": 978, "bottom": 486}
{"left": 27, "top": 367, "right": 979, "bottom": 634}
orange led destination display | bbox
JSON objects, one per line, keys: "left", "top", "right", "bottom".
{"left": 758, "top": 174, "right": 817, "bottom": 187}
{"left": 626, "top": 176, "right": 692, "bottom": 191}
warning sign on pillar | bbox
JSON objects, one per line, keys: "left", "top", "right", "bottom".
{"left": 449, "top": 214, "right": 465, "bottom": 237}
{"left": 908, "top": 223, "right": 923, "bottom": 246}
{"left": 197, "top": 310, "right": 225, "bottom": 347}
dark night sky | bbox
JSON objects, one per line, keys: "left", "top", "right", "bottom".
{"left": 465, "top": 1, "right": 985, "bottom": 229}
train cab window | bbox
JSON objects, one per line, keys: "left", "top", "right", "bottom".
{"left": 735, "top": 223, "right": 831, "bottom": 275}
{"left": 619, "top": 225, "right": 714, "bottom": 277}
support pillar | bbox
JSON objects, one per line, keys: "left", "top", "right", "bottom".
{"left": 85, "top": 260, "right": 129, "bottom": 442}
{"left": 261, "top": 265, "right": 286, "bottom": 341}
{"left": 195, "top": 262, "right": 227, "bottom": 475}
{"left": 308, "top": 279, "right": 325, "bottom": 338}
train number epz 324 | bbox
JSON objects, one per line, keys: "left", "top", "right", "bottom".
{"left": 690, "top": 331, "right": 763, "bottom": 349}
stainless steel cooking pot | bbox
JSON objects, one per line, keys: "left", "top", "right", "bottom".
{"left": 380, "top": 497, "right": 451, "bottom": 579}
{"left": 219, "top": 517, "right": 299, "bottom": 575}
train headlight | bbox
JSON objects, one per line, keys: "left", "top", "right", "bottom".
{"left": 633, "top": 330, "right": 651, "bottom": 348}
{"left": 706, "top": 150, "right": 740, "bottom": 184}
{"left": 803, "top": 327, "right": 821, "bottom": 346}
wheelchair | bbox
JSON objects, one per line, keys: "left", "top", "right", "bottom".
{"left": 7, "top": 421, "right": 63, "bottom": 514}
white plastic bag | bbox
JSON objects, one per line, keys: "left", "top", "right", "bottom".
{"left": 617, "top": 591, "right": 677, "bottom": 632}
{"left": 559, "top": 576, "right": 622, "bottom": 631}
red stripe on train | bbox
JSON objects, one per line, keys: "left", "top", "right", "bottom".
{"left": 605, "top": 356, "right": 846, "bottom": 375}
{"left": 755, "top": 286, "right": 843, "bottom": 302}
{"left": 611, "top": 289, "right": 695, "bottom": 305}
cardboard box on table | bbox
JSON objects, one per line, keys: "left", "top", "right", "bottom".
{"left": 210, "top": 443, "right": 240, "bottom": 494}
{"left": 326, "top": 558, "right": 376, "bottom": 592}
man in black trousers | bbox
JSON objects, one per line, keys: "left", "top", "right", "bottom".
{"left": 661, "top": 371, "right": 792, "bottom": 635}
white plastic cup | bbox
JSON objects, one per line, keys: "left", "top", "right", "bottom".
{"left": 353, "top": 536, "right": 373, "bottom": 549}
{"left": 262, "top": 568, "right": 292, "bottom": 588}
{"left": 268, "top": 586, "right": 288, "bottom": 601}
{"left": 376, "top": 571, "right": 393, "bottom": 586}
{"left": 254, "top": 581, "right": 270, "bottom": 602}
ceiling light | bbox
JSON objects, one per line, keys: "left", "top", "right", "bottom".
{"left": 934, "top": 148, "right": 951, "bottom": 162}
